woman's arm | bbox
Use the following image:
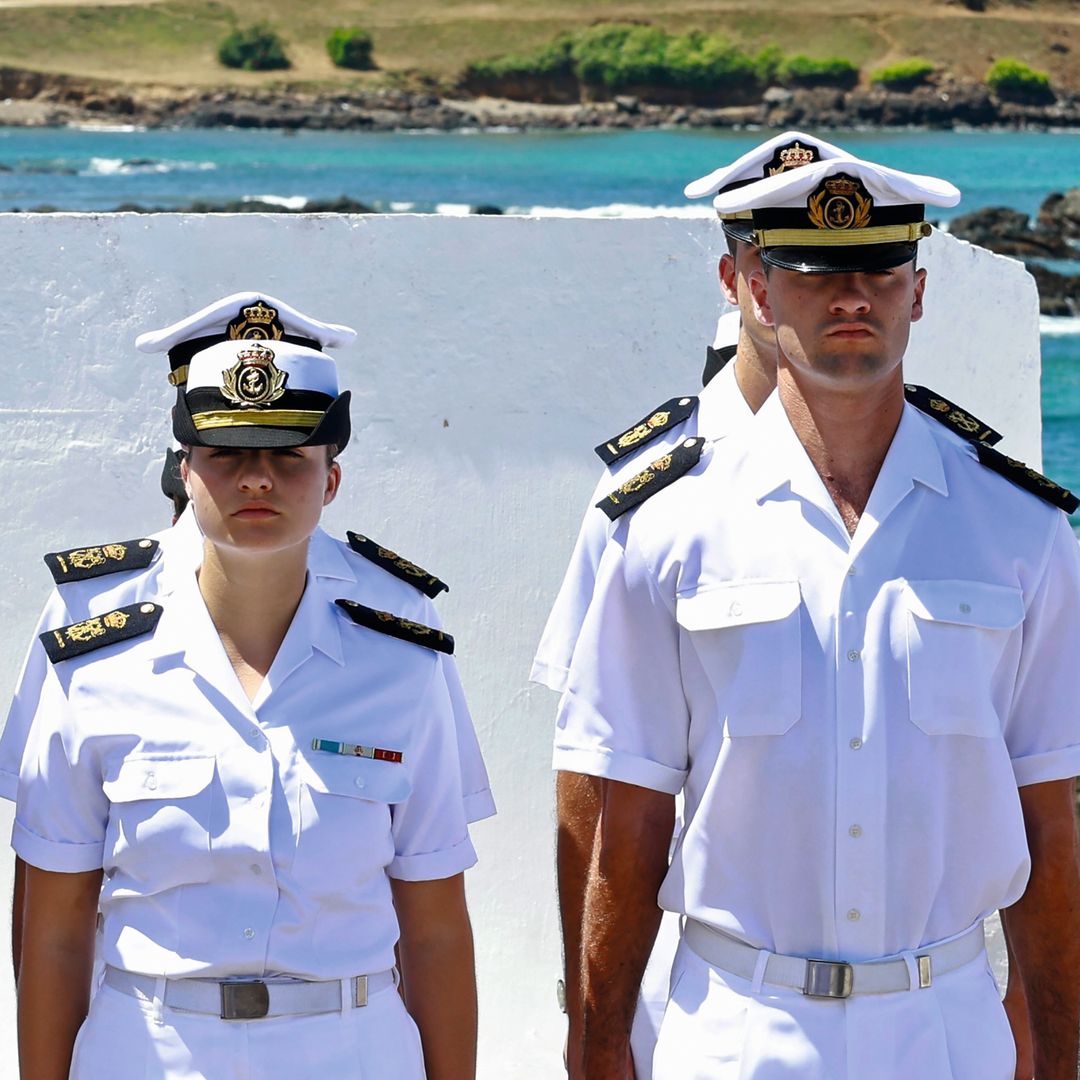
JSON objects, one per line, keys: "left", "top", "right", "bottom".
{"left": 391, "top": 873, "right": 476, "bottom": 1080}
{"left": 18, "top": 864, "right": 102, "bottom": 1080}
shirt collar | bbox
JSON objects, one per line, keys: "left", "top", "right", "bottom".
{"left": 308, "top": 526, "right": 359, "bottom": 584}
{"left": 696, "top": 356, "right": 754, "bottom": 439}
{"left": 742, "top": 391, "right": 949, "bottom": 524}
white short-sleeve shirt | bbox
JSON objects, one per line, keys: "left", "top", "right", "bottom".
{"left": 0, "top": 508, "right": 495, "bottom": 823}
{"left": 531, "top": 356, "right": 752, "bottom": 693}
{"left": 14, "top": 569, "right": 475, "bottom": 980}
{"left": 555, "top": 391, "right": 1080, "bottom": 961}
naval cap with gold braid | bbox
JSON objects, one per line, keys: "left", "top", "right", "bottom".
{"left": 136, "top": 291, "right": 356, "bottom": 389}
{"left": 684, "top": 130, "right": 853, "bottom": 242}
{"left": 172, "top": 339, "right": 350, "bottom": 450}
{"left": 712, "top": 154, "right": 961, "bottom": 273}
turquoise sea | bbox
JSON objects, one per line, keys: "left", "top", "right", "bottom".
{"left": 0, "top": 125, "right": 1076, "bottom": 525}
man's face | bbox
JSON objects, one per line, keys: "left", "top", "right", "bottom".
{"left": 748, "top": 261, "right": 926, "bottom": 391}
{"left": 720, "top": 243, "right": 775, "bottom": 358}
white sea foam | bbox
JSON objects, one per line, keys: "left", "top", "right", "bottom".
{"left": 509, "top": 202, "right": 714, "bottom": 219}
{"left": 435, "top": 202, "right": 473, "bottom": 216}
{"left": 242, "top": 194, "right": 309, "bottom": 210}
{"left": 70, "top": 123, "right": 145, "bottom": 133}
{"left": 1040, "top": 316, "right": 1080, "bottom": 337}
{"left": 82, "top": 157, "right": 216, "bottom": 177}
{"left": 390, "top": 201, "right": 416, "bottom": 211}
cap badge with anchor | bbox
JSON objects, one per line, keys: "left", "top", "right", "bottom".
{"left": 221, "top": 344, "right": 288, "bottom": 408}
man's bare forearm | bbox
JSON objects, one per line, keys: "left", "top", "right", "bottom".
{"left": 1004, "top": 779, "right": 1080, "bottom": 1080}
{"left": 556, "top": 770, "right": 602, "bottom": 1075}
{"left": 12, "top": 855, "right": 25, "bottom": 984}
{"left": 1000, "top": 913, "right": 1035, "bottom": 1080}
{"left": 579, "top": 779, "right": 674, "bottom": 1080}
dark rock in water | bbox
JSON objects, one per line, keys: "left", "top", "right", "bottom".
{"left": 949, "top": 206, "right": 1078, "bottom": 259}
{"left": 99, "top": 195, "right": 374, "bottom": 214}
{"left": 471, "top": 204, "right": 503, "bottom": 215}
{"left": 1038, "top": 189, "right": 1080, "bottom": 240}
{"left": 1025, "top": 263, "right": 1080, "bottom": 317}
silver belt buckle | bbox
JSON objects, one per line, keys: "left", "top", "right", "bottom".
{"left": 220, "top": 980, "right": 270, "bottom": 1020}
{"left": 803, "top": 959, "right": 853, "bottom": 999}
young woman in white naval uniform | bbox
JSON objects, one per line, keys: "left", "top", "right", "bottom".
{"left": 14, "top": 338, "right": 479, "bottom": 1079}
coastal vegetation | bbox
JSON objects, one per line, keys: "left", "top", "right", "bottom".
{"left": 0, "top": 0, "right": 1073, "bottom": 94}
{"left": 326, "top": 27, "right": 374, "bottom": 72}
{"left": 986, "top": 58, "right": 1054, "bottom": 102}
{"left": 217, "top": 22, "right": 289, "bottom": 72}
{"left": 870, "top": 59, "right": 937, "bottom": 91}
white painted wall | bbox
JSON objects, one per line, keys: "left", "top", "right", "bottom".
{"left": 0, "top": 214, "right": 1040, "bottom": 1079}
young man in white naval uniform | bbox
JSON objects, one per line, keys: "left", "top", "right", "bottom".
{"left": 536, "top": 133, "right": 1014, "bottom": 1078}
{"left": 554, "top": 154, "right": 1080, "bottom": 1078}
{"left": 3, "top": 292, "right": 495, "bottom": 981}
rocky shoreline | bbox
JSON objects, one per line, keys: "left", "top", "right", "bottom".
{"left": 2, "top": 67, "right": 1080, "bottom": 133}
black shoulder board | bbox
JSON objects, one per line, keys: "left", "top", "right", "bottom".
{"left": 594, "top": 395, "right": 698, "bottom": 466}
{"left": 44, "top": 538, "right": 159, "bottom": 585}
{"left": 39, "top": 602, "right": 163, "bottom": 664}
{"left": 596, "top": 437, "right": 704, "bottom": 522}
{"left": 974, "top": 444, "right": 1079, "bottom": 514}
{"left": 335, "top": 599, "right": 454, "bottom": 655}
{"left": 904, "top": 384, "right": 1002, "bottom": 446}
{"left": 703, "top": 343, "right": 737, "bottom": 388}
{"left": 346, "top": 532, "right": 448, "bottom": 599}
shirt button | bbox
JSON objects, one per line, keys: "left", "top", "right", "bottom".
{"left": 243, "top": 928, "right": 256, "bottom": 939}
{"left": 250, "top": 864, "right": 263, "bottom": 876}
{"left": 354, "top": 777, "right": 365, "bottom": 790}
{"left": 144, "top": 772, "right": 157, "bottom": 790}
{"left": 849, "top": 737, "right": 863, "bottom": 749}
{"left": 847, "top": 909, "right": 861, "bottom": 922}
{"left": 959, "top": 603, "right": 971, "bottom": 614}
{"left": 847, "top": 566, "right": 856, "bottom": 577}
{"left": 847, "top": 649, "right": 860, "bottom": 662}
{"left": 849, "top": 825, "right": 863, "bottom": 838}
{"left": 249, "top": 729, "right": 264, "bottom": 744}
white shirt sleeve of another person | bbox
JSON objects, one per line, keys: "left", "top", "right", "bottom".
{"left": 552, "top": 521, "right": 690, "bottom": 796}
{"left": 1003, "top": 512, "right": 1080, "bottom": 785}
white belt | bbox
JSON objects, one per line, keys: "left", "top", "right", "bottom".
{"left": 104, "top": 965, "right": 397, "bottom": 1020}
{"left": 683, "top": 919, "right": 985, "bottom": 999}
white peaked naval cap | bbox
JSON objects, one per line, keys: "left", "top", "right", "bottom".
{"left": 711, "top": 153, "right": 961, "bottom": 273}
{"left": 136, "top": 291, "right": 356, "bottom": 388}
{"left": 683, "top": 130, "right": 854, "bottom": 200}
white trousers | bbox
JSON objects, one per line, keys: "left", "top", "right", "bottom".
{"left": 69, "top": 978, "right": 426, "bottom": 1079}
{"left": 630, "top": 909, "right": 682, "bottom": 1078}
{"left": 651, "top": 939, "right": 1016, "bottom": 1080}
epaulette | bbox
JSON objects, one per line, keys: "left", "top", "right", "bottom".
{"left": 596, "top": 437, "right": 704, "bottom": 522}
{"left": 594, "top": 395, "right": 698, "bottom": 466}
{"left": 39, "top": 602, "right": 163, "bottom": 664}
{"left": 702, "top": 343, "right": 737, "bottom": 388}
{"left": 904, "top": 384, "right": 1002, "bottom": 446}
{"left": 973, "top": 444, "right": 1079, "bottom": 514}
{"left": 346, "top": 532, "right": 448, "bottom": 599}
{"left": 44, "top": 538, "right": 159, "bottom": 585}
{"left": 335, "top": 599, "right": 454, "bottom": 655}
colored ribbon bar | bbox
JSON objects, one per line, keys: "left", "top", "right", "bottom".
{"left": 311, "top": 738, "right": 403, "bottom": 763}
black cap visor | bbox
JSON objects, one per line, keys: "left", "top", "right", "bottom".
{"left": 173, "top": 390, "right": 351, "bottom": 451}
{"left": 721, "top": 220, "right": 757, "bottom": 245}
{"left": 761, "top": 241, "right": 919, "bottom": 274}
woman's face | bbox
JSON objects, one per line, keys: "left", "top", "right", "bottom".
{"left": 182, "top": 445, "right": 340, "bottom": 557}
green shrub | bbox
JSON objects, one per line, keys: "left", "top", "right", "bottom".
{"left": 662, "top": 30, "right": 758, "bottom": 92}
{"left": 218, "top": 22, "right": 290, "bottom": 71}
{"left": 870, "top": 58, "right": 936, "bottom": 91}
{"left": 986, "top": 58, "right": 1053, "bottom": 101}
{"left": 778, "top": 54, "right": 859, "bottom": 90}
{"left": 754, "top": 44, "right": 785, "bottom": 86}
{"left": 466, "top": 34, "right": 574, "bottom": 80}
{"left": 569, "top": 23, "right": 669, "bottom": 88}
{"left": 327, "top": 27, "right": 374, "bottom": 71}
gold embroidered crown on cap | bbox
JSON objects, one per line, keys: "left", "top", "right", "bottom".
{"left": 770, "top": 141, "right": 816, "bottom": 175}
{"left": 221, "top": 343, "right": 288, "bottom": 407}
{"left": 227, "top": 301, "right": 284, "bottom": 342}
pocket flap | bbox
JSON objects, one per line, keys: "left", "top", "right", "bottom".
{"left": 904, "top": 580, "right": 1025, "bottom": 630}
{"left": 103, "top": 755, "right": 215, "bottom": 803}
{"left": 676, "top": 580, "right": 801, "bottom": 631}
{"left": 301, "top": 752, "right": 411, "bottom": 805}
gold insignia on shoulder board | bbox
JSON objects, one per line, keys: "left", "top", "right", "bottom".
{"left": 808, "top": 174, "right": 873, "bottom": 231}
{"left": 70, "top": 548, "right": 106, "bottom": 570}
{"left": 103, "top": 611, "right": 129, "bottom": 630}
{"left": 66, "top": 618, "right": 105, "bottom": 643}
{"left": 616, "top": 410, "right": 671, "bottom": 450}
{"left": 221, "top": 344, "right": 288, "bottom": 408}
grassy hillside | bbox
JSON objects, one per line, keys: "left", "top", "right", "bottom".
{"left": 0, "top": 0, "right": 1076, "bottom": 92}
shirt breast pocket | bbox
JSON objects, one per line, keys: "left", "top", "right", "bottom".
{"left": 102, "top": 755, "right": 216, "bottom": 892}
{"left": 903, "top": 580, "right": 1024, "bottom": 738}
{"left": 296, "top": 754, "right": 413, "bottom": 883}
{"left": 676, "top": 580, "right": 802, "bottom": 737}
